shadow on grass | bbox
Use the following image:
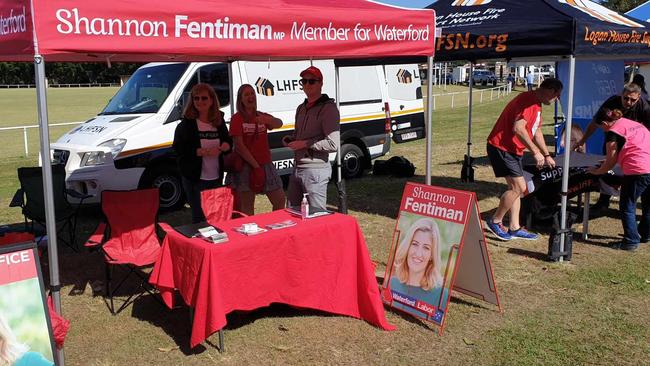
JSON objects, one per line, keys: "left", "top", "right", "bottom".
{"left": 574, "top": 233, "right": 619, "bottom": 248}
{"left": 130, "top": 295, "right": 208, "bottom": 355}
{"left": 335, "top": 173, "right": 506, "bottom": 220}
{"left": 441, "top": 154, "right": 491, "bottom": 167}
{"left": 505, "top": 247, "right": 548, "bottom": 261}
{"left": 132, "top": 300, "right": 366, "bottom": 355}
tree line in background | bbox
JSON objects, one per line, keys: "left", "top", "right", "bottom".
{"left": 601, "top": 0, "right": 646, "bottom": 13}
{"left": 0, "top": 62, "right": 142, "bottom": 85}
{"left": 0, "top": 0, "right": 643, "bottom": 84}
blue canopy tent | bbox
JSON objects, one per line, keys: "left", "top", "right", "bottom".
{"left": 627, "top": 1, "right": 650, "bottom": 22}
{"left": 427, "top": 0, "right": 650, "bottom": 261}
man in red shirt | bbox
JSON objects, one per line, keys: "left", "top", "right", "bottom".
{"left": 485, "top": 78, "right": 563, "bottom": 241}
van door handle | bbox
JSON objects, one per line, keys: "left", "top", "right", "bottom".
{"left": 381, "top": 106, "right": 385, "bottom": 111}
{"left": 400, "top": 105, "right": 404, "bottom": 110}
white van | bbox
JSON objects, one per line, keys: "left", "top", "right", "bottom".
{"left": 51, "top": 60, "right": 425, "bottom": 209}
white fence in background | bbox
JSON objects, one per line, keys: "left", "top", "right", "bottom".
{"left": 1, "top": 83, "right": 513, "bottom": 157}
{"left": 0, "top": 122, "right": 82, "bottom": 156}
{"left": 426, "top": 83, "right": 512, "bottom": 111}
{"left": 0, "top": 83, "right": 119, "bottom": 88}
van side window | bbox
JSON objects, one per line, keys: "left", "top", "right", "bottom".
{"left": 385, "top": 64, "right": 421, "bottom": 101}
{"left": 184, "top": 64, "right": 230, "bottom": 107}
{"left": 338, "top": 66, "right": 382, "bottom": 106}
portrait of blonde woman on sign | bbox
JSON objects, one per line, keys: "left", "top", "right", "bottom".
{"left": 388, "top": 217, "right": 451, "bottom": 318}
{"left": 0, "top": 313, "right": 53, "bottom": 366}
{"left": 226, "top": 84, "right": 285, "bottom": 215}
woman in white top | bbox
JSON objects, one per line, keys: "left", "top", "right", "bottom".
{"left": 173, "top": 83, "right": 232, "bottom": 223}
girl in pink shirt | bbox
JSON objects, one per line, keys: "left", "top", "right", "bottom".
{"left": 588, "top": 109, "right": 650, "bottom": 251}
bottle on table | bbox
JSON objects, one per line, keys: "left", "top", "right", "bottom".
{"left": 301, "top": 193, "right": 309, "bottom": 220}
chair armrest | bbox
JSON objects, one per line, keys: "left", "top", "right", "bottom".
{"left": 84, "top": 222, "right": 107, "bottom": 248}
{"left": 232, "top": 210, "right": 248, "bottom": 219}
{"left": 9, "top": 189, "right": 24, "bottom": 208}
{"left": 66, "top": 189, "right": 92, "bottom": 205}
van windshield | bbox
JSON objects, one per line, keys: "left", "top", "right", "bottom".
{"left": 100, "top": 63, "right": 189, "bottom": 115}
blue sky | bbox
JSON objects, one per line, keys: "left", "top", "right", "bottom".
{"left": 375, "top": 0, "right": 604, "bottom": 7}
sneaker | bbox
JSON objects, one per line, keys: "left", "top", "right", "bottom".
{"left": 508, "top": 227, "right": 539, "bottom": 241}
{"left": 610, "top": 241, "right": 639, "bottom": 251}
{"left": 484, "top": 220, "right": 511, "bottom": 241}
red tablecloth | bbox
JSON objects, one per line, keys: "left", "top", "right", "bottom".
{"left": 150, "top": 210, "right": 395, "bottom": 347}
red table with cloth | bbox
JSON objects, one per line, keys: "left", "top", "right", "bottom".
{"left": 149, "top": 210, "right": 394, "bottom": 347}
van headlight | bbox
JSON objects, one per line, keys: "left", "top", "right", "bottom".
{"left": 81, "top": 139, "right": 127, "bottom": 166}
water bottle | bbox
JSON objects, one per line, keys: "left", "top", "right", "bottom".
{"left": 300, "top": 193, "right": 309, "bottom": 220}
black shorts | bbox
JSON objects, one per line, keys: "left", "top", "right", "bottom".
{"left": 487, "top": 143, "right": 523, "bottom": 178}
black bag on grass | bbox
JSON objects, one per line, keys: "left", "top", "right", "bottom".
{"left": 372, "top": 159, "right": 391, "bottom": 176}
{"left": 372, "top": 156, "right": 416, "bottom": 178}
{"left": 387, "top": 156, "right": 415, "bottom": 177}
{"left": 548, "top": 211, "right": 577, "bottom": 262}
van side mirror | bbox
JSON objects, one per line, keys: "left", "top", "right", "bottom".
{"left": 165, "top": 103, "right": 182, "bottom": 124}
{"left": 165, "top": 92, "right": 191, "bottom": 124}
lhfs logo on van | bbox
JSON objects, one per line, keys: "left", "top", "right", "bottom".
{"left": 255, "top": 77, "right": 275, "bottom": 96}
{"left": 255, "top": 76, "right": 304, "bottom": 96}
{"left": 396, "top": 69, "right": 413, "bottom": 84}
{"left": 71, "top": 125, "right": 107, "bottom": 134}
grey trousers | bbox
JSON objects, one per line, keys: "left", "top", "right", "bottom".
{"left": 287, "top": 165, "right": 331, "bottom": 210}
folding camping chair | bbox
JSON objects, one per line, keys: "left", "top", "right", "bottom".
{"left": 201, "top": 187, "right": 247, "bottom": 223}
{"left": 10, "top": 165, "right": 88, "bottom": 251}
{"left": 85, "top": 188, "right": 169, "bottom": 315}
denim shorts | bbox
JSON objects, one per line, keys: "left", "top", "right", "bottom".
{"left": 226, "top": 162, "right": 282, "bottom": 193}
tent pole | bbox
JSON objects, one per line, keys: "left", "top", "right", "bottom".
{"left": 559, "top": 55, "right": 576, "bottom": 263}
{"left": 34, "top": 54, "right": 65, "bottom": 366}
{"left": 334, "top": 66, "right": 347, "bottom": 213}
{"left": 228, "top": 62, "right": 235, "bottom": 118}
{"left": 442, "top": 62, "right": 447, "bottom": 90}
{"left": 461, "top": 63, "right": 474, "bottom": 182}
{"left": 467, "top": 63, "right": 473, "bottom": 164}
{"left": 426, "top": 56, "right": 434, "bottom": 185}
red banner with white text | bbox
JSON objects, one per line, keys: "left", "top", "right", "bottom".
{"left": 0, "top": 0, "right": 435, "bottom": 62}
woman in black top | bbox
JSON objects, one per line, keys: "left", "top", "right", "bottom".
{"left": 173, "top": 83, "right": 232, "bottom": 223}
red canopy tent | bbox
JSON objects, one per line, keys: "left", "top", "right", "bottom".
{"left": 0, "top": 0, "right": 435, "bottom": 363}
{"left": 2, "top": 0, "right": 434, "bottom": 61}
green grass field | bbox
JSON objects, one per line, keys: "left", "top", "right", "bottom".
{"left": 0, "top": 87, "right": 648, "bottom": 365}
{"left": 0, "top": 87, "right": 119, "bottom": 160}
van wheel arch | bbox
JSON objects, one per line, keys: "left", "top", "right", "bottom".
{"left": 139, "top": 163, "right": 185, "bottom": 210}
{"left": 341, "top": 141, "right": 368, "bottom": 178}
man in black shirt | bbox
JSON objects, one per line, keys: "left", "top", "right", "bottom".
{"left": 573, "top": 83, "right": 650, "bottom": 211}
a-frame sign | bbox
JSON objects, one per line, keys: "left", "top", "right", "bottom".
{"left": 382, "top": 182, "right": 501, "bottom": 333}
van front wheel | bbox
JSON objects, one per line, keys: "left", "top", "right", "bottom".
{"left": 341, "top": 144, "right": 364, "bottom": 178}
{"left": 141, "top": 168, "right": 185, "bottom": 210}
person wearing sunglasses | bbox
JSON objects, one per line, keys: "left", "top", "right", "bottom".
{"left": 283, "top": 66, "right": 340, "bottom": 211}
{"left": 573, "top": 83, "right": 650, "bottom": 213}
{"left": 173, "top": 83, "right": 232, "bottom": 223}
{"left": 587, "top": 109, "right": 650, "bottom": 251}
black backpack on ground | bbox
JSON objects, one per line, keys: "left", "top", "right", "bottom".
{"left": 373, "top": 156, "right": 415, "bottom": 178}
{"left": 548, "top": 211, "right": 577, "bottom": 262}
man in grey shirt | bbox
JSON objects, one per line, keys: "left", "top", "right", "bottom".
{"left": 283, "top": 66, "right": 340, "bottom": 210}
